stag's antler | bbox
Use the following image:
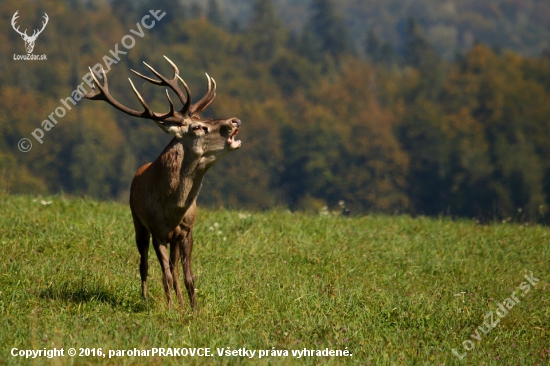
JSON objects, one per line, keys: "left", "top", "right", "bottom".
{"left": 190, "top": 73, "right": 217, "bottom": 115}
{"left": 131, "top": 57, "right": 217, "bottom": 116}
{"left": 81, "top": 56, "right": 218, "bottom": 125}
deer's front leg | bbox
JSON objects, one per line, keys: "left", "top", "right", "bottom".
{"left": 169, "top": 237, "right": 186, "bottom": 307}
{"left": 152, "top": 236, "right": 173, "bottom": 307}
{"left": 181, "top": 231, "right": 197, "bottom": 310}
{"left": 132, "top": 213, "right": 150, "bottom": 300}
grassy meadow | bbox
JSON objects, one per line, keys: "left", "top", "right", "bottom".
{"left": 0, "top": 195, "right": 549, "bottom": 365}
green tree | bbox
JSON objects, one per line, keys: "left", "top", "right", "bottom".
{"left": 402, "top": 18, "right": 444, "bottom": 101}
{"left": 270, "top": 53, "right": 319, "bottom": 94}
{"left": 364, "top": 28, "right": 397, "bottom": 66}
{"left": 207, "top": 0, "right": 225, "bottom": 28}
{"left": 281, "top": 61, "right": 409, "bottom": 213}
{"left": 247, "top": 0, "right": 284, "bottom": 61}
{"left": 302, "top": 0, "right": 355, "bottom": 62}
{"left": 189, "top": 3, "right": 203, "bottom": 19}
{"left": 138, "top": 0, "right": 185, "bottom": 35}
{"left": 396, "top": 98, "right": 450, "bottom": 215}
{"left": 111, "top": 0, "right": 137, "bottom": 26}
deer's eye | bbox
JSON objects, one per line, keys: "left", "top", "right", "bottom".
{"left": 192, "top": 125, "right": 202, "bottom": 131}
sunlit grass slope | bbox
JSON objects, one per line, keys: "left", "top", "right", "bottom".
{"left": 0, "top": 195, "right": 549, "bottom": 365}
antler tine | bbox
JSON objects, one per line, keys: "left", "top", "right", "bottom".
{"left": 205, "top": 73, "right": 212, "bottom": 93}
{"left": 165, "top": 89, "right": 175, "bottom": 115}
{"left": 176, "top": 75, "right": 192, "bottom": 116}
{"left": 80, "top": 66, "right": 107, "bottom": 99}
{"left": 128, "top": 78, "right": 154, "bottom": 117}
{"left": 133, "top": 57, "right": 189, "bottom": 112}
{"left": 81, "top": 67, "right": 107, "bottom": 98}
{"left": 202, "top": 77, "right": 217, "bottom": 111}
{"left": 131, "top": 69, "right": 163, "bottom": 85}
{"left": 142, "top": 61, "right": 167, "bottom": 83}
{"left": 142, "top": 58, "right": 181, "bottom": 89}
{"left": 192, "top": 75, "right": 217, "bottom": 114}
{"left": 80, "top": 58, "right": 194, "bottom": 124}
{"left": 163, "top": 55, "right": 180, "bottom": 77}
{"left": 132, "top": 58, "right": 179, "bottom": 86}
{"left": 80, "top": 67, "right": 152, "bottom": 119}
{"left": 101, "top": 67, "right": 109, "bottom": 88}
{"left": 190, "top": 73, "right": 212, "bottom": 114}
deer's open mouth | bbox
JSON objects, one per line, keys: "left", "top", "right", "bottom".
{"left": 228, "top": 128, "right": 241, "bottom": 150}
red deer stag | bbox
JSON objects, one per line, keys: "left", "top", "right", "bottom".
{"left": 81, "top": 56, "right": 242, "bottom": 310}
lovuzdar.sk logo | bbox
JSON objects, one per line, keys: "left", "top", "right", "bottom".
{"left": 11, "top": 10, "right": 48, "bottom": 61}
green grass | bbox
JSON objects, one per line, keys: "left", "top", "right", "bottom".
{"left": 0, "top": 195, "right": 549, "bottom": 365}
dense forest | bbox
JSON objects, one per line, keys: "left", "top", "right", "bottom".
{"left": 195, "top": 0, "right": 550, "bottom": 58}
{"left": 1, "top": 0, "right": 550, "bottom": 220}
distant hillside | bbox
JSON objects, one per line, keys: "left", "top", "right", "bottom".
{"left": 2, "top": 0, "right": 550, "bottom": 219}
{"left": 193, "top": 0, "right": 550, "bottom": 58}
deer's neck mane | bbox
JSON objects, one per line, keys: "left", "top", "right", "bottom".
{"left": 152, "top": 138, "right": 207, "bottom": 210}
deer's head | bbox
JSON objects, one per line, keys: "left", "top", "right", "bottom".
{"left": 81, "top": 56, "right": 241, "bottom": 167}
{"left": 11, "top": 11, "right": 49, "bottom": 54}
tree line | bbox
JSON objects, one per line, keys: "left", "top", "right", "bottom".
{"left": 1, "top": 0, "right": 549, "bottom": 221}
